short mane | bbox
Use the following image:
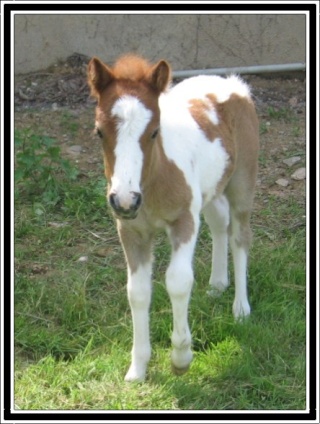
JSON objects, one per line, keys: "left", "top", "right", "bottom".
{"left": 112, "top": 54, "right": 153, "bottom": 81}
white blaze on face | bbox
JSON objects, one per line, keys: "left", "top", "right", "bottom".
{"left": 111, "top": 96, "right": 152, "bottom": 209}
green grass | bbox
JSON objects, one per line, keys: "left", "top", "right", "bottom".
{"left": 267, "top": 106, "right": 295, "bottom": 122}
{"left": 14, "top": 129, "right": 306, "bottom": 411}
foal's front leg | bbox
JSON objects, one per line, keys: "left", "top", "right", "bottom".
{"left": 166, "top": 214, "right": 199, "bottom": 374}
{"left": 118, "top": 223, "right": 153, "bottom": 382}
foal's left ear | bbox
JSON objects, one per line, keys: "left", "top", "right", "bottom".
{"left": 149, "top": 60, "right": 171, "bottom": 94}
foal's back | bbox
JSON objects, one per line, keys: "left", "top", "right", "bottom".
{"left": 159, "top": 73, "right": 259, "bottom": 212}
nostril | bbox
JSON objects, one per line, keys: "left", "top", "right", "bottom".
{"left": 109, "top": 193, "right": 118, "bottom": 210}
{"left": 132, "top": 192, "right": 142, "bottom": 210}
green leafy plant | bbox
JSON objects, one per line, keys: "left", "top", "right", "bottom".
{"left": 15, "top": 129, "right": 78, "bottom": 204}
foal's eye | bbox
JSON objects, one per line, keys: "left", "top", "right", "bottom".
{"left": 151, "top": 128, "right": 159, "bottom": 140}
{"left": 95, "top": 127, "right": 103, "bottom": 139}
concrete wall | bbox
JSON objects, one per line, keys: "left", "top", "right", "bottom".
{"left": 14, "top": 14, "right": 306, "bottom": 74}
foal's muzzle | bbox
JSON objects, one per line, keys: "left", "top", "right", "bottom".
{"left": 109, "top": 191, "right": 142, "bottom": 219}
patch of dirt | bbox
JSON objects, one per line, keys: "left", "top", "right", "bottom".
{"left": 14, "top": 53, "right": 306, "bottom": 214}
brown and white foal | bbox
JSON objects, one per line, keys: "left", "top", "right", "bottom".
{"left": 87, "top": 54, "right": 259, "bottom": 382}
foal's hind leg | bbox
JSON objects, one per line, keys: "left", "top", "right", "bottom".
{"left": 229, "top": 208, "right": 252, "bottom": 319}
{"left": 203, "top": 195, "right": 230, "bottom": 297}
{"left": 225, "top": 162, "right": 256, "bottom": 320}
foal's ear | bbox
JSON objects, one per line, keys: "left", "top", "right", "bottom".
{"left": 87, "top": 57, "right": 114, "bottom": 98}
{"left": 149, "top": 60, "right": 171, "bottom": 94}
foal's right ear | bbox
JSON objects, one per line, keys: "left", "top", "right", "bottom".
{"left": 87, "top": 57, "right": 114, "bottom": 98}
{"left": 149, "top": 60, "right": 171, "bottom": 94}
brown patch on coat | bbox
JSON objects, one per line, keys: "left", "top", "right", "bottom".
{"left": 117, "top": 220, "right": 154, "bottom": 274}
{"left": 142, "top": 136, "right": 195, "bottom": 250}
{"left": 112, "top": 131, "right": 195, "bottom": 258}
{"left": 228, "top": 210, "right": 252, "bottom": 252}
{"left": 188, "top": 94, "right": 235, "bottom": 196}
{"left": 188, "top": 98, "right": 220, "bottom": 141}
{"left": 222, "top": 94, "right": 260, "bottom": 213}
{"left": 169, "top": 210, "right": 195, "bottom": 251}
{"left": 116, "top": 134, "right": 195, "bottom": 271}
{"left": 222, "top": 93, "right": 259, "bottom": 253}
{"left": 94, "top": 106, "right": 118, "bottom": 182}
{"left": 189, "top": 92, "right": 259, "bottom": 200}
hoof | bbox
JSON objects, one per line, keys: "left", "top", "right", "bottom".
{"left": 171, "top": 362, "right": 190, "bottom": 376}
{"left": 207, "top": 287, "right": 224, "bottom": 298}
{"left": 233, "top": 299, "right": 251, "bottom": 322}
{"left": 207, "top": 280, "right": 229, "bottom": 298}
{"left": 124, "top": 365, "right": 146, "bottom": 383}
{"left": 124, "top": 373, "right": 145, "bottom": 383}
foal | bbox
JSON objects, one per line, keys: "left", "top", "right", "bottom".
{"left": 87, "top": 54, "right": 259, "bottom": 382}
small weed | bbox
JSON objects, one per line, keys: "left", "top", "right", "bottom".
{"left": 291, "top": 125, "right": 301, "bottom": 137}
{"left": 258, "top": 150, "right": 267, "bottom": 167}
{"left": 259, "top": 122, "right": 269, "bottom": 135}
{"left": 60, "top": 111, "right": 80, "bottom": 134}
{"left": 267, "top": 106, "right": 297, "bottom": 123}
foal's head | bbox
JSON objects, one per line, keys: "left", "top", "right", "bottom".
{"left": 87, "top": 54, "right": 171, "bottom": 219}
